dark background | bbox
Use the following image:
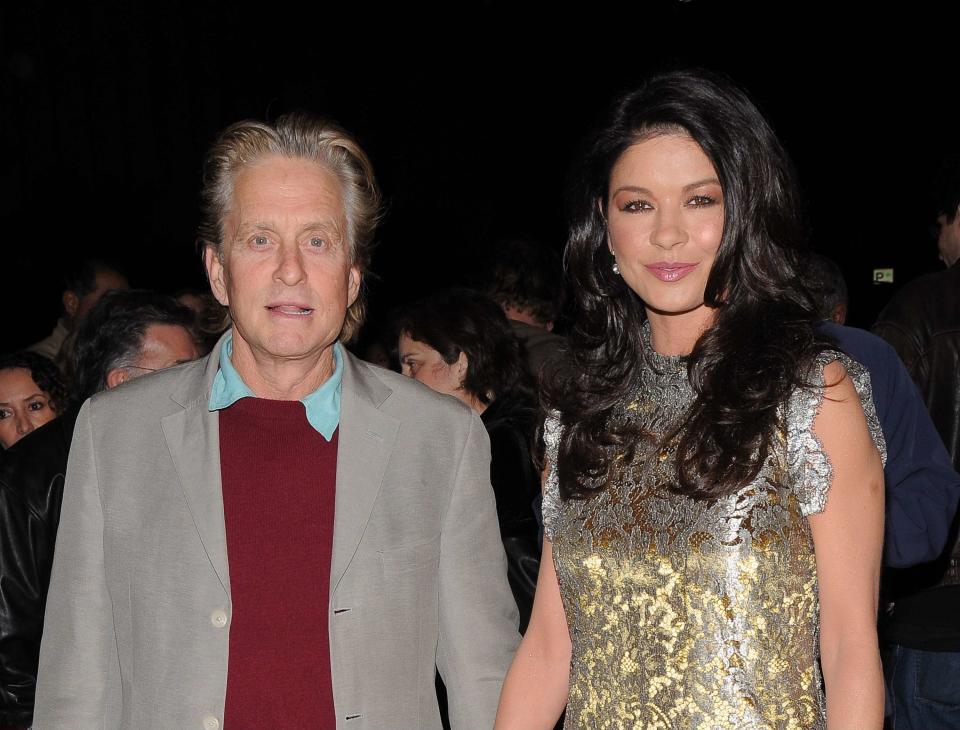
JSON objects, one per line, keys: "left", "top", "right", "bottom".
{"left": 2, "top": 3, "right": 953, "bottom": 349}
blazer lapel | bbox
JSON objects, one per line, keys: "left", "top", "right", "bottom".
{"left": 331, "top": 353, "right": 399, "bottom": 593}
{"left": 161, "top": 336, "right": 231, "bottom": 596}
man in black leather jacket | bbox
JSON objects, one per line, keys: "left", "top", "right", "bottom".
{"left": 0, "top": 291, "right": 197, "bottom": 729}
{"left": 872, "top": 159, "right": 960, "bottom": 729}
{"left": 872, "top": 261, "right": 960, "bottom": 473}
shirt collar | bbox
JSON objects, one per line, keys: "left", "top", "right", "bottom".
{"left": 208, "top": 331, "right": 343, "bottom": 441}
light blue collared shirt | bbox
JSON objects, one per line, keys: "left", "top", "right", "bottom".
{"left": 207, "top": 331, "right": 344, "bottom": 441}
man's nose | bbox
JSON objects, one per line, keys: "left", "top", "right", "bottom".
{"left": 275, "top": 245, "right": 306, "bottom": 285}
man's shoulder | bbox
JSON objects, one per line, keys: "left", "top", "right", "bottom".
{"left": 878, "top": 266, "right": 959, "bottom": 321}
{"left": 347, "top": 357, "right": 479, "bottom": 431}
{"left": 823, "top": 322, "right": 900, "bottom": 368}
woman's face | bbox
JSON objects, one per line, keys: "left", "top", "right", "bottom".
{"left": 606, "top": 133, "right": 725, "bottom": 326}
{"left": 0, "top": 367, "right": 59, "bottom": 449}
{"left": 397, "top": 332, "right": 469, "bottom": 404}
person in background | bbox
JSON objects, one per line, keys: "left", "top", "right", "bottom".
{"left": 0, "top": 290, "right": 198, "bottom": 730}
{"left": 482, "top": 238, "right": 566, "bottom": 379}
{"left": 805, "top": 253, "right": 960, "bottom": 569}
{"left": 873, "top": 155, "right": 960, "bottom": 472}
{"left": 397, "top": 288, "right": 541, "bottom": 631}
{"left": 27, "top": 259, "right": 129, "bottom": 365}
{"left": 175, "top": 288, "right": 231, "bottom": 356}
{"left": 0, "top": 352, "right": 68, "bottom": 450}
{"left": 871, "top": 157, "right": 960, "bottom": 729}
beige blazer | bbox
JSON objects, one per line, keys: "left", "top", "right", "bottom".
{"left": 33, "top": 342, "right": 520, "bottom": 729}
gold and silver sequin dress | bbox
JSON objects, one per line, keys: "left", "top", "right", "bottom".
{"left": 542, "top": 327, "right": 885, "bottom": 730}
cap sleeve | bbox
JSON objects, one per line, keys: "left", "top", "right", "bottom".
{"left": 541, "top": 412, "right": 564, "bottom": 541}
{"left": 786, "top": 351, "right": 886, "bottom": 516}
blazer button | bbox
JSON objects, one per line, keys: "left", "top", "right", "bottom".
{"left": 210, "top": 609, "right": 228, "bottom": 628}
{"left": 202, "top": 715, "right": 220, "bottom": 730}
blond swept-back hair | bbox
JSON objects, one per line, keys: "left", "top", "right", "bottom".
{"left": 198, "top": 112, "right": 382, "bottom": 341}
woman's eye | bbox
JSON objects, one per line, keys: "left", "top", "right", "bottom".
{"left": 688, "top": 195, "right": 717, "bottom": 207}
{"left": 28, "top": 400, "right": 46, "bottom": 412}
{"left": 0, "top": 409, "right": 10, "bottom": 420}
{"left": 309, "top": 236, "right": 325, "bottom": 248}
{"left": 252, "top": 235, "right": 269, "bottom": 246}
{"left": 622, "top": 200, "right": 652, "bottom": 213}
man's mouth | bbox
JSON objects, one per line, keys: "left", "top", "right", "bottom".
{"left": 268, "top": 305, "right": 314, "bottom": 315}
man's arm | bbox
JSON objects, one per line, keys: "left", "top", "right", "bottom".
{"left": 436, "top": 412, "right": 521, "bottom": 730}
{"left": 33, "top": 402, "right": 122, "bottom": 729}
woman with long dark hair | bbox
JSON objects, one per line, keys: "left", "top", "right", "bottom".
{"left": 495, "top": 70, "right": 886, "bottom": 728}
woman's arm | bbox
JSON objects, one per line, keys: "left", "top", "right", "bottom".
{"left": 808, "top": 361, "right": 885, "bottom": 730}
{"left": 494, "top": 536, "right": 571, "bottom": 729}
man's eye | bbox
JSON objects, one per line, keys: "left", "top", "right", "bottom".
{"left": 0, "top": 409, "right": 10, "bottom": 420}
{"left": 309, "top": 236, "right": 325, "bottom": 248}
{"left": 253, "top": 235, "right": 269, "bottom": 246}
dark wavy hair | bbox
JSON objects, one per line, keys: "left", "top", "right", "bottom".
{"left": 548, "top": 69, "right": 833, "bottom": 501}
{"left": 395, "top": 288, "right": 534, "bottom": 406}
{"left": 0, "top": 351, "right": 69, "bottom": 414}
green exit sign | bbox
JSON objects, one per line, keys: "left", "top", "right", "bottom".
{"left": 873, "top": 268, "right": 894, "bottom": 284}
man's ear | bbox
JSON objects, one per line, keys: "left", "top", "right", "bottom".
{"left": 455, "top": 351, "right": 469, "bottom": 383}
{"left": 63, "top": 290, "right": 80, "bottom": 320}
{"left": 204, "top": 246, "right": 230, "bottom": 307}
{"left": 347, "top": 265, "right": 362, "bottom": 307}
{"left": 105, "top": 368, "right": 128, "bottom": 389}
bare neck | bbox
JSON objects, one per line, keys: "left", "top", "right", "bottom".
{"left": 645, "top": 306, "right": 715, "bottom": 356}
{"left": 229, "top": 335, "right": 338, "bottom": 401}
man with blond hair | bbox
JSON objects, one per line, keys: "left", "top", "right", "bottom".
{"left": 34, "top": 113, "right": 519, "bottom": 730}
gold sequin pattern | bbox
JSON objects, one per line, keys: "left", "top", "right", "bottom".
{"left": 542, "top": 329, "right": 884, "bottom": 729}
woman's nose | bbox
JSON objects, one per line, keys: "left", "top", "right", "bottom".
{"left": 651, "top": 210, "right": 688, "bottom": 250}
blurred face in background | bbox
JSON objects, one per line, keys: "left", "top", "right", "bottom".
{"left": 65, "top": 268, "right": 130, "bottom": 325}
{"left": 105, "top": 323, "right": 200, "bottom": 389}
{"left": 936, "top": 211, "right": 960, "bottom": 267}
{"left": 0, "top": 367, "right": 59, "bottom": 448}
{"left": 398, "top": 332, "right": 470, "bottom": 405}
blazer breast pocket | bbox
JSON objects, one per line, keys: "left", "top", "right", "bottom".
{"left": 378, "top": 535, "right": 441, "bottom": 576}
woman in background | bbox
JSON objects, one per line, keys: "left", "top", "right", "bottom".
{"left": 0, "top": 352, "right": 67, "bottom": 449}
{"left": 495, "top": 70, "right": 886, "bottom": 729}
{"left": 397, "top": 288, "right": 541, "bottom": 631}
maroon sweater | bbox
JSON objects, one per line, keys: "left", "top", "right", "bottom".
{"left": 219, "top": 398, "right": 338, "bottom": 729}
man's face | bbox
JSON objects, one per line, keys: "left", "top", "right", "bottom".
{"left": 133, "top": 323, "right": 200, "bottom": 372}
{"left": 67, "top": 268, "right": 130, "bottom": 324}
{"left": 205, "top": 155, "right": 360, "bottom": 368}
{"left": 936, "top": 211, "right": 960, "bottom": 267}
{"left": 106, "top": 323, "right": 199, "bottom": 389}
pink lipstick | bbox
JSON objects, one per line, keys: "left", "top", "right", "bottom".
{"left": 644, "top": 263, "right": 698, "bottom": 282}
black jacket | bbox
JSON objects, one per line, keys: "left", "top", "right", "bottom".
{"left": 0, "top": 408, "right": 76, "bottom": 727}
{"left": 481, "top": 389, "right": 541, "bottom": 634}
{"left": 873, "top": 261, "right": 960, "bottom": 472}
